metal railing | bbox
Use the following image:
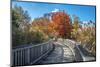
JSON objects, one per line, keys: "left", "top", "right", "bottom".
{"left": 12, "top": 40, "right": 54, "bottom": 66}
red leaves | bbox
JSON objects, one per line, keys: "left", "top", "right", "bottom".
{"left": 31, "top": 11, "right": 72, "bottom": 39}
{"left": 50, "top": 11, "right": 72, "bottom": 38}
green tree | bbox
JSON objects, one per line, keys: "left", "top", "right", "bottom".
{"left": 12, "top": 5, "right": 31, "bottom": 47}
{"left": 12, "top": 5, "right": 31, "bottom": 31}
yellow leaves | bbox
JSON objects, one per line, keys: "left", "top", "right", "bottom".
{"left": 73, "top": 26, "right": 96, "bottom": 56}
{"left": 30, "top": 26, "right": 41, "bottom": 33}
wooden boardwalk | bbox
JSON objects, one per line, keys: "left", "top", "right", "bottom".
{"left": 39, "top": 39, "right": 75, "bottom": 64}
{"left": 39, "top": 38, "right": 95, "bottom": 64}
{"left": 12, "top": 38, "right": 96, "bottom": 66}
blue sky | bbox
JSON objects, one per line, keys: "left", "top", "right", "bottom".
{"left": 12, "top": 1, "right": 96, "bottom": 23}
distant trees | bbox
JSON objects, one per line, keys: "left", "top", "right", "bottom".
{"left": 31, "top": 11, "right": 72, "bottom": 40}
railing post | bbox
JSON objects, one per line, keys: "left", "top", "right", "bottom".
{"left": 20, "top": 50, "right": 22, "bottom": 65}
{"left": 27, "top": 48, "right": 30, "bottom": 64}
{"left": 17, "top": 51, "right": 19, "bottom": 65}
{"left": 41, "top": 45, "right": 43, "bottom": 55}
{"left": 11, "top": 52, "right": 13, "bottom": 66}
{"left": 15, "top": 51, "right": 17, "bottom": 66}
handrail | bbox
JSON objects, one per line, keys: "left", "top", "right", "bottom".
{"left": 13, "top": 40, "right": 52, "bottom": 51}
{"left": 66, "top": 39, "right": 95, "bottom": 61}
{"left": 65, "top": 39, "right": 84, "bottom": 61}
{"left": 12, "top": 40, "right": 54, "bottom": 66}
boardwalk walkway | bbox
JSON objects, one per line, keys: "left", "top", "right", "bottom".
{"left": 39, "top": 38, "right": 95, "bottom": 64}
{"left": 39, "top": 39, "right": 75, "bottom": 64}
{"left": 12, "top": 38, "right": 95, "bottom": 66}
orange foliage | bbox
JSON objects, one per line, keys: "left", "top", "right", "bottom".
{"left": 49, "top": 11, "right": 72, "bottom": 38}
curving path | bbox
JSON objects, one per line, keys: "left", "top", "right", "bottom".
{"left": 39, "top": 38, "right": 95, "bottom": 64}
{"left": 39, "top": 39, "right": 75, "bottom": 64}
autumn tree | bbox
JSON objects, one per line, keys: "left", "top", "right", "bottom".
{"left": 31, "top": 17, "right": 50, "bottom": 35}
{"left": 30, "top": 17, "right": 50, "bottom": 43}
{"left": 50, "top": 11, "right": 72, "bottom": 38}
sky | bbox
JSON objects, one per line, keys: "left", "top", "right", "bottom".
{"left": 12, "top": 1, "right": 96, "bottom": 23}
